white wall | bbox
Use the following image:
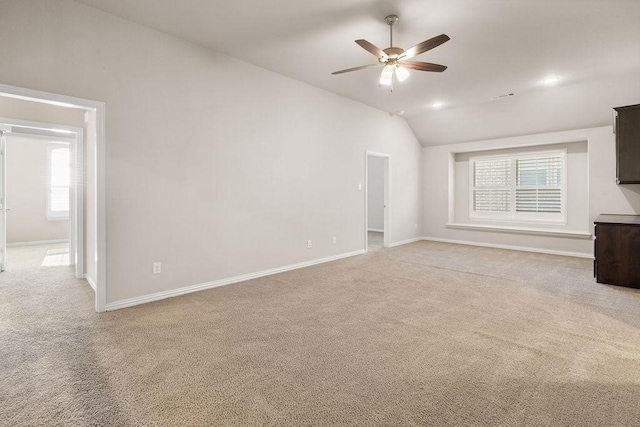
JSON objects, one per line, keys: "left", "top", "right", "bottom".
{"left": 5, "top": 136, "right": 69, "bottom": 244}
{"left": 0, "top": 97, "right": 86, "bottom": 128}
{"left": 423, "top": 126, "right": 640, "bottom": 256}
{"left": 367, "top": 156, "right": 384, "bottom": 231}
{"left": 0, "top": 0, "right": 423, "bottom": 304}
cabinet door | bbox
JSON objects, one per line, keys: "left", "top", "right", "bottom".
{"left": 596, "top": 224, "right": 640, "bottom": 288}
{"left": 616, "top": 106, "right": 640, "bottom": 184}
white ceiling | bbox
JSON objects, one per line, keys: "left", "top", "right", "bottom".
{"left": 74, "top": 0, "right": 640, "bottom": 146}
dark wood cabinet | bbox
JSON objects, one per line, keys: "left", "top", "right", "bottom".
{"left": 594, "top": 214, "right": 640, "bottom": 289}
{"left": 614, "top": 104, "right": 640, "bottom": 184}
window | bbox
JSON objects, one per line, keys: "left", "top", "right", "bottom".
{"left": 470, "top": 150, "right": 566, "bottom": 223}
{"left": 47, "top": 144, "right": 70, "bottom": 220}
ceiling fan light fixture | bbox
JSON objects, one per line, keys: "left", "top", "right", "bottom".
{"left": 379, "top": 65, "right": 394, "bottom": 86}
{"left": 395, "top": 66, "right": 410, "bottom": 82}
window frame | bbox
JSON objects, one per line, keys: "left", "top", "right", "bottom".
{"left": 46, "top": 143, "right": 70, "bottom": 221}
{"left": 469, "top": 149, "right": 567, "bottom": 224}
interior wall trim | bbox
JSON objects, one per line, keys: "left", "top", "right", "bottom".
{"left": 84, "top": 274, "right": 97, "bottom": 291}
{"left": 105, "top": 249, "right": 367, "bottom": 311}
{"left": 389, "top": 237, "right": 423, "bottom": 247}
{"left": 421, "top": 236, "right": 592, "bottom": 258}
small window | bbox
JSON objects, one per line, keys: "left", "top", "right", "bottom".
{"left": 470, "top": 150, "right": 566, "bottom": 223}
{"left": 47, "top": 145, "right": 70, "bottom": 220}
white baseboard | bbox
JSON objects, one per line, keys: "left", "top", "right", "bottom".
{"left": 421, "top": 236, "right": 592, "bottom": 259}
{"left": 105, "top": 249, "right": 366, "bottom": 311}
{"left": 7, "top": 239, "right": 68, "bottom": 247}
{"left": 389, "top": 237, "right": 423, "bottom": 248}
{"left": 84, "top": 274, "right": 97, "bottom": 291}
{"left": 367, "top": 228, "right": 384, "bottom": 233}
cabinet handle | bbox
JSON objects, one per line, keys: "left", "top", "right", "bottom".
{"left": 593, "top": 235, "right": 597, "bottom": 279}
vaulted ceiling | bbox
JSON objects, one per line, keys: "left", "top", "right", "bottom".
{"left": 75, "top": 0, "right": 640, "bottom": 146}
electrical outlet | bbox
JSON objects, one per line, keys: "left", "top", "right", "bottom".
{"left": 153, "top": 262, "right": 161, "bottom": 274}
{"left": 415, "top": 223, "right": 418, "bottom": 230}
{"left": 332, "top": 236, "right": 337, "bottom": 244}
{"left": 358, "top": 183, "right": 362, "bottom": 191}
{"left": 307, "top": 240, "right": 312, "bottom": 249}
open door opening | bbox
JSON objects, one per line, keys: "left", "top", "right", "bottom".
{"left": 0, "top": 83, "right": 106, "bottom": 312}
{"left": 0, "top": 131, "right": 5, "bottom": 271}
{"left": 0, "top": 127, "right": 81, "bottom": 273}
{"left": 365, "top": 151, "right": 390, "bottom": 252}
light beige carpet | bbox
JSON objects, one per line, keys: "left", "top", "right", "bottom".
{"left": 2, "top": 241, "right": 640, "bottom": 426}
{"left": 368, "top": 231, "right": 384, "bottom": 250}
{"left": 6, "top": 242, "right": 70, "bottom": 270}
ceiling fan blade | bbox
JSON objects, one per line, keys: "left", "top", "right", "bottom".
{"left": 355, "top": 39, "right": 388, "bottom": 60}
{"left": 399, "top": 34, "right": 450, "bottom": 60}
{"left": 331, "top": 63, "right": 381, "bottom": 75}
{"left": 399, "top": 61, "right": 448, "bottom": 72}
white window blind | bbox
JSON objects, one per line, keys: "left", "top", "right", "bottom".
{"left": 472, "top": 159, "right": 511, "bottom": 212}
{"left": 470, "top": 150, "right": 566, "bottom": 223}
{"left": 515, "top": 156, "right": 562, "bottom": 213}
{"left": 47, "top": 145, "right": 70, "bottom": 220}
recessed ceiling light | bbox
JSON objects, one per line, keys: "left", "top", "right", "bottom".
{"left": 542, "top": 76, "right": 560, "bottom": 86}
{"left": 431, "top": 102, "right": 443, "bottom": 109}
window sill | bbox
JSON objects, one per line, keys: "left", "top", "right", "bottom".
{"left": 445, "top": 222, "right": 592, "bottom": 239}
{"left": 47, "top": 216, "right": 69, "bottom": 221}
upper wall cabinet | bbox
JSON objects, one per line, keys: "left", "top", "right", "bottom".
{"left": 615, "top": 104, "right": 640, "bottom": 184}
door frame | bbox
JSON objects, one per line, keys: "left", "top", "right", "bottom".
{"left": 0, "top": 83, "right": 107, "bottom": 312}
{"left": 0, "top": 118, "right": 83, "bottom": 277}
{"left": 365, "top": 150, "right": 390, "bottom": 251}
{"left": 0, "top": 132, "right": 5, "bottom": 271}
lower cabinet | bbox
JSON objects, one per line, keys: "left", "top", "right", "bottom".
{"left": 594, "top": 214, "right": 640, "bottom": 289}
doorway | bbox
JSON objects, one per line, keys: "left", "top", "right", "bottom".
{"left": 365, "top": 151, "right": 390, "bottom": 252}
{"left": 0, "top": 83, "right": 106, "bottom": 312}
{"left": 0, "top": 124, "right": 82, "bottom": 275}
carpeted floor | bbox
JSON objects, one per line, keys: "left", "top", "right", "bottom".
{"left": 2, "top": 241, "right": 640, "bottom": 426}
{"left": 6, "top": 243, "right": 70, "bottom": 270}
{"left": 368, "top": 231, "right": 384, "bottom": 250}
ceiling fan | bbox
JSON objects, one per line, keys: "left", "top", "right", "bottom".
{"left": 332, "top": 15, "right": 449, "bottom": 91}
